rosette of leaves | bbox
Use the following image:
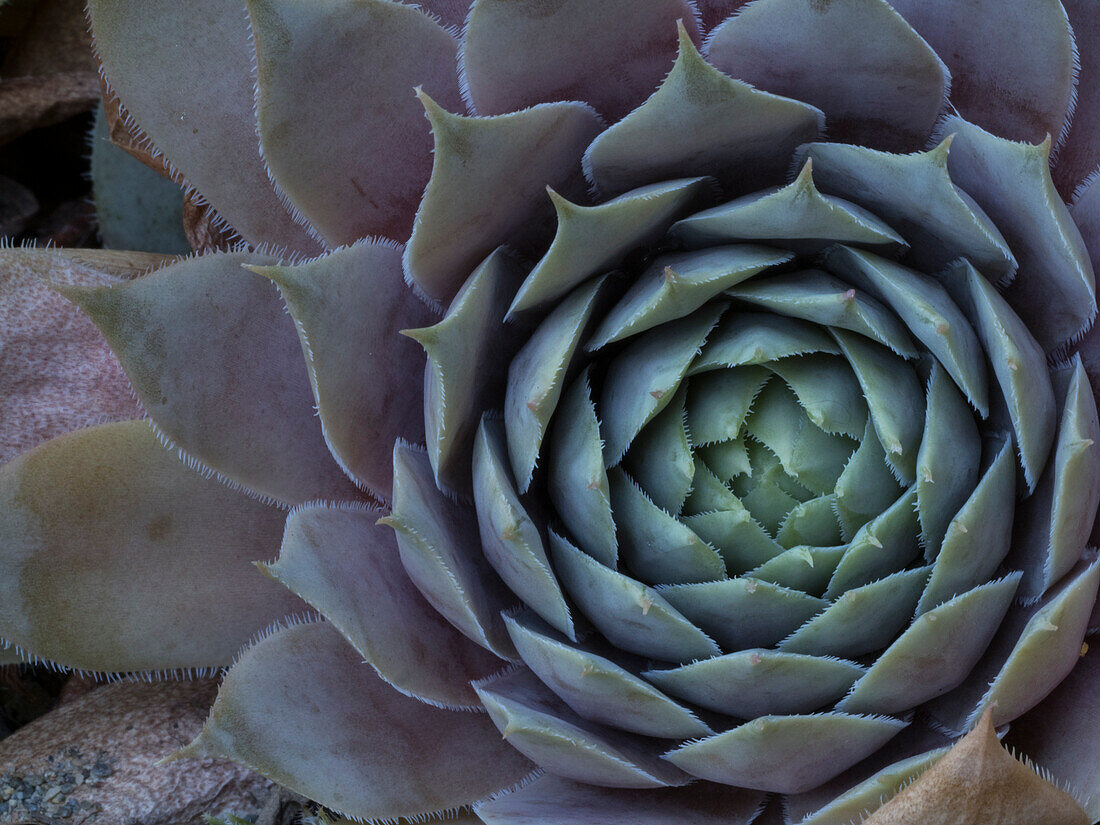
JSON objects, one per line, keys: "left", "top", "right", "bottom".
{"left": 1, "top": 1, "right": 1099, "bottom": 823}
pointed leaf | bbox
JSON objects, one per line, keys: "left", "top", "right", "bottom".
{"left": 917, "top": 438, "right": 1016, "bottom": 614}
{"left": 686, "top": 366, "right": 770, "bottom": 446}
{"left": 798, "top": 139, "right": 1015, "bottom": 279}
{"left": 927, "top": 558, "right": 1100, "bottom": 733}
{"left": 665, "top": 713, "right": 908, "bottom": 793}
{"left": 768, "top": 353, "right": 868, "bottom": 438}
{"left": 509, "top": 178, "right": 713, "bottom": 316}
{"left": 949, "top": 259, "right": 1056, "bottom": 492}
{"left": 549, "top": 531, "right": 721, "bottom": 663}
{"left": 184, "top": 621, "right": 535, "bottom": 821}
{"left": 547, "top": 369, "right": 618, "bottom": 566}
{"left": 780, "top": 567, "right": 931, "bottom": 659}
{"left": 749, "top": 545, "right": 847, "bottom": 597}
{"left": 66, "top": 251, "right": 357, "bottom": 505}
{"left": 608, "top": 467, "right": 727, "bottom": 584}
{"left": 0, "top": 421, "right": 300, "bottom": 672}
{"left": 838, "top": 574, "right": 1021, "bottom": 715}
{"left": 589, "top": 245, "right": 792, "bottom": 349}
{"left": 690, "top": 311, "right": 840, "bottom": 373}
{"left": 728, "top": 270, "right": 918, "bottom": 359}
{"left": 670, "top": 158, "right": 905, "bottom": 253}
{"left": 913, "top": 363, "right": 981, "bottom": 556}
{"left": 682, "top": 506, "right": 784, "bottom": 574}
{"left": 936, "top": 116, "right": 1096, "bottom": 353}
{"left": 473, "top": 417, "right": 575, "bottom": 640}
{"left": 777, "top": 495, "right": 842, "bottom": 549}
{"left": 384, "top": 443, "right": 517, "bottom": 659}
{"left": 504, "top": 613, "right": 711, "bottom": 739}
{"left": 251, "top": 240, "right": 437, "bottom": 501}
{"left": 831, "top": 330, "right": 924, "bottom": 484}
{"left": 263, "top": 503, "right": 501, "bottom": 710}
{"left": 506, "top": 276, "right": 605, "bottom": 492}
{"left": 833, "top": 419, "right": 904, "bottom": 541}
{"left": 823, "top": 245, "right": 989, "bottom": 416}
{"left": 1005, "top": 634, "right": 1100, "bottom": 820}
{"left": 248, "top": 0, "right": 463, "bottom": 246}
{"left": 408, "top": 247, "right": 527, "bottom": 494}
{"left": 584, "top": 22, "right": 823, "bottom": 196}
{"left": 706, "top": 0, "right": 947, "bottom": 150}
{"left": 600, "top": 302, "right": 726, "bottom": 464}
{"left": 825, "top": 487, "right": 921, "bottom": 598}
{"left": 624, "top": 385, "right": 694, "bottom": 515}
{"left": 405, "top": 95, "right": 602, "bottom": 304}
{"left": 474, "top": 668, "right": 691, "bottom": 789}
{"left": 658, "top": 577, "right": 827, "bottom": 650}
{"left": 645, "top": 649, "right": 864, "bottom": 718}
{"left": 1007, "top": 357, "right": 1100, "bottom": 601}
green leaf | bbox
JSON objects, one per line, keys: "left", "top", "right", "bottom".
{"left": 548, "top": 531, "right": 720, "bottom": 663}
{"left": 503, "top": 613, "right": 712, "bottom": 739}
{"left": 584, "top": 21, "right": 823, "bottom": 196}
{"left": 405, "top": 94, "right": 602, "bottom": 304}
{"left": 473, "top": 417, "right": 575, "bottom": 640}
{"left": 670, "top": 158, "right": 905, "bottom": 254}
{"left": 509, "top": 178, "right": 713, "bottom": 316}
{"left": 383, "top": 443, "right": 517, "bottom": 659}
{"left": 644, "top": 649, "right": 864, "bottom": 718}
{"left": 837, "top": 574, "right": 1021, "bottom": 715}
{"left": 665, "top": 712, "right": 908, "bottom": 793}
{"left": 798, "top": 138, "right": 1014, "bottom": 279}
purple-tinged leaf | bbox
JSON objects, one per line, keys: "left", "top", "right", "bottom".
{"left": 87, "top": 0, "right": 320, "bottom": 252}
{"left": 1053, "top": 0, "right": 1100, "bottom": 197}
{"left": 405, "top": 94, "right": 602, "bottom": 304}
{"left": 890, "top": 0, "right": 1076, "bottom": 148}
{"left": 249, "top": 0, "right": 463, "bottom": 247}
{"left": 262, "top": 502, "right": 502, "bottom": 710}
{"left": 249, "top": 240, "right": 437, "bottom": 502}
{"left": 182, "top": 621, "right": 536, "bottom": 821}
{"left": 585, "top": 23, "right": 822, "bottom": 197}
{"left": 706, "top": 0, "right": 948, "bottom": 151}
{"left": 461, "top": 0, "right": 698, "bottom": 122}
{"left": 65, "top": 251, "right": 358, "bottom": 506}
{"left": 475, "top": 774, "right": 765, "bottom": 825}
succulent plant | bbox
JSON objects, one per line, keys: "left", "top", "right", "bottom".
{"left": 1, "top": 0, "right": 1099, "bottom": 822}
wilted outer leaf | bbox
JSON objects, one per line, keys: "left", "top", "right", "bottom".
{"left": 0, "top": 420, "right": 302, "bottom": 672}
{"left": 184, "top": 621, "right": 536, "bottom": 821}
{"left": 863, "top": 709, "right": 1089, "bottom": 825}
